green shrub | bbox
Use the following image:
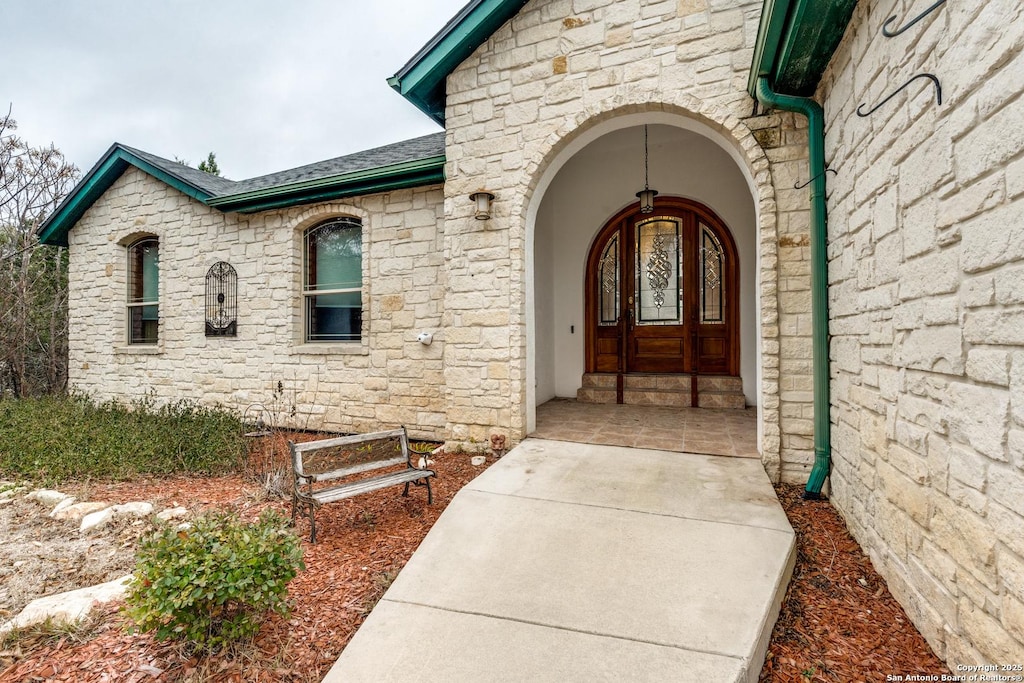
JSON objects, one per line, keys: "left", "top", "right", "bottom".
{"left": 125, "top": 509, "right": 304, "bottom": 651}
{"left": 0, "top": 394, "right": 246, "bottom": 482}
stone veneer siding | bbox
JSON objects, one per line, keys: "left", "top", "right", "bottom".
{"left": 440, "top": 0, "right": 816, "bottom": 479}
{"left": 820, "top": 1, "right": 1024, "bottom": 665}
{"left": 68, "top": 166, "right": 448, "bottom": 438}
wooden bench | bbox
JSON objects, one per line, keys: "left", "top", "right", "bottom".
{"left": 289, "top": 427, "right": 435, "bottom": 543}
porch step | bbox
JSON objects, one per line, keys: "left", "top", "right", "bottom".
{"left": 576, "top": 387, "right": 617, "bottom": 404}
{"left": 581, "top": 373, "right": 617, "bottom": 389}
{"left": 698, "top": 391, "right": 747, "bottom": 409}
{"left": 698, "top": 375, "right": 744, "bottom": 392}
{"left": 623, "top": 389, "right": 692, "bottom": 408}
{"left": 623, "top": 374, "right": 690, "bottom": 391}
{"left": 577, "top": 373, "right": 746, "bottom": 409}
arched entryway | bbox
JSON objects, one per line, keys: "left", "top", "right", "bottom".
{"left": 508, "top": 101, "right": 782, "bottom": 475}
{"left": 585, "top": 197, "right": 739, "bottom": 394}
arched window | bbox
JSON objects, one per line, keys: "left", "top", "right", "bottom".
{"left": 126, "top": 237, "right": 159, "bottom": 344}
{"left": 303, "top": 217, "right": 362, "bottom": 342}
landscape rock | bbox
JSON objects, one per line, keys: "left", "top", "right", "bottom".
{"left": 27, "top": 489, "right": 69, "bottom": 507}
{"left": 50, "top": 501, "right": 110, "bottom": 522}
{"left": 48, "top": 497, "right": 78, "bottom": 517}
{"left": 112, "top": 502, "right": 154, "bottom": 518}
{"left": 80, "top": 507, "right": 115, "bottom": 533}
{"left": 156, "top": 506, "right": 188, "bottom": 522}
{"left": 471, "top": 455, "right": 487, "bottom": 466}
{"left": 0, "top": 575, "right": 132, "bottom": 635}
{"left": 1, "top": 487, "right": 27, "bottom": 501}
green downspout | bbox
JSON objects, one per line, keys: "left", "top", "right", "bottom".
{"left": 754, "top": 76, "right": 830, "bottom": 499}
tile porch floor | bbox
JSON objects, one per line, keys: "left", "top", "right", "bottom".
{"left": 531, "top": 398, "right": 759, "bottom": 458}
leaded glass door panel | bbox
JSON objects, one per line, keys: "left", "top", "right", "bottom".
{"left": 627, "top": 216, "right": 690, "bottom": 373}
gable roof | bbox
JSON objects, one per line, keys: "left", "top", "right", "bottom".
{"left": 388, "top": 0, "right": 529, "bottom": 124}
{"left": 38, "top": 133, "right": 446, "bottom": 247}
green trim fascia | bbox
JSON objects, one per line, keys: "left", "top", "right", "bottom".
{"left": 207, "top": 155, "right": 446, "bottom": 213}
{"left": 38, "top": 145, "right": 214, "bottom": 247}
{"left": 388, "top": 0, "right": 529, "bottom": 125}
{"left": 754, "top": 77, "right": 831, "bottom": 498}
{"left": 216, "top": 168, "right": 445, "bottom": 214}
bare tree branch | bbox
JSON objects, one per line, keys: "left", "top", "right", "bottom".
{"left": 0, "top": 106, "right": 79, "bottom": 396}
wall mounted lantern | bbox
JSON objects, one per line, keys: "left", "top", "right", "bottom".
{"left": 635, "top": 125, "right": 658, "bottom": 214}
{"left": 469, "top": 190, "right": 495, "bottom": 220}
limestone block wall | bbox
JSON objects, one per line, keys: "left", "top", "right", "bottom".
{"left": 441, "top": 0, "right": 815, "bottom": 476}
{"left": 820, "top": 1, "right": 1024, "bottom": 665}
{"left": 67, "top": 166, "right": 448, "bottom": 438}
{"left": 747, "top": 110, "right": 819, "bottom": 482}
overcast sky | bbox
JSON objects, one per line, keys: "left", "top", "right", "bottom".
{"left": 4, "top": 0, "right": 469, "bottom": 181}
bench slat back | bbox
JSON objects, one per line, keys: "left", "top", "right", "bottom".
{"left": 290, "top": 428, "right": 411, "bottom": 481}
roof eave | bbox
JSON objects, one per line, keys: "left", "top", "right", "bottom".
{"left": 388, "top": 0, "right": 529, "bottom": 126}
{"left": 37, "top": 145, "right": 215, "bottom": 247}
{"left": 748, "top": 0, "right": 857, "bottom": 98}
{"left": 207, "top": 155, "right": 447, "bottom": 213}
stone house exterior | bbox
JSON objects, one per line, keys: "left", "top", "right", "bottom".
{"left": 38, "top": 0, "right": 1024, "bottom": 667}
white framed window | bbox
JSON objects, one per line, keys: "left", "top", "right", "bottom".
{"left": 303, "top": 217, "right": 362, "bottom": 342}
{"left": 126, "top": 237, "right": 159, "bottom": 344}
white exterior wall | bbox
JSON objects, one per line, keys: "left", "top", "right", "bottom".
{"left": 68, "top": 166, "right": 449, "bottom": 438}
{"left": 820, "top": 1, "right": 1024, "bottom": 665}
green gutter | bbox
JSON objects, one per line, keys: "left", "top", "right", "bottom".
{"left": 207, "top": 155, "right": 445, "bottom": 213}
{"left": 747, "top": 0, "right": 794, "bottom": 95}
{"left": 755, "top": 76, "right": 830, "bottom": 499}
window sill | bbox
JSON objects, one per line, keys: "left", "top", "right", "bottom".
{"left": 115, "top": 345, "right": 163, "bottom": 355}
{"left": 289, "top": 343, "right": 367, "bottom": 356}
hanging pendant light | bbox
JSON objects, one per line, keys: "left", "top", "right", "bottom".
{"left": 636, "top": 124, "right": 658, "bottom": 214}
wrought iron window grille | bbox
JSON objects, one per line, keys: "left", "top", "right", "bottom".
{"left": 205, "top": 261, "right": 238, "bottom": 337}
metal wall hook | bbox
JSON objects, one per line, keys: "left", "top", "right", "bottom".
{"left": 856, "top": 73, "right": 942, "bottom": 117}
{"left": 795, "top": 168, "right": 838, "bottom": 190}
{"left": 882, "top": 0, "right": 947, "bottom": 37}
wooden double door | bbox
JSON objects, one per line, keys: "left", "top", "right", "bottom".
{"left": 585, "top": 198, "right": 739, "bottom": 378}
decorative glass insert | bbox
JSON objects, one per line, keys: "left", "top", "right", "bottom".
{"left": 635, "top": 217, "right": 681, "bottom": 324}
{"left": 304, "top": 217, "right": 362, "bottom": 342}
{"left": 700, "top": 223, "right": 725, "bottom": 324}
{"left": 598, "top": 235, "right": 619, "bottom": 325}
{"left": 205, "top": 262, "right": 238, "bottom": 337}
{"left": 127, "top": 237, "right": 158, "bottom": 344}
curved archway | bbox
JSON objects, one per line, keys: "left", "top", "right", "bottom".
{"left": 511, "top": 96, "right": 781, "bottom": 474}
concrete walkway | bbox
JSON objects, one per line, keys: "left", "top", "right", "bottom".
{"left": 325, "top": 439, "right": 795, "bottom": 683}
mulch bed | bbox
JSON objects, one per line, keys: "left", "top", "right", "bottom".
{"left": 2, "top": 442, "right": 950, "bottom": 682}
{"left": 760, "top": 484, "right": 948, "bottom": 682}
{"left": 0, "top": 433, "right": 488, "bottom": 683}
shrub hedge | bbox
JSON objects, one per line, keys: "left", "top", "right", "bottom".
{"left": 0, "top": 395, "right": 246, "bottom": 482}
